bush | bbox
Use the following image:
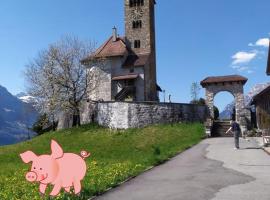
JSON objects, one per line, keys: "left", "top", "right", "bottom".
{"left": 214, "top": 106, "right": 219, "bottom": 120}
{"left": 32, "top": 114, "right": 56, "bottom": 135}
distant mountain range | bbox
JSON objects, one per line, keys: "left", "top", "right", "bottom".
{"left": 0, "top": 86, "right": 39, "bottom": 146}
{"left": 1, "top": 82, "right": 269, "bottom": 145}
{"left": 219, "top": 82, "right": 270, "bottom": 119}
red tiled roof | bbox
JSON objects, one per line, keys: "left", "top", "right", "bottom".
{"left": 82, "top": 36, "right": 128, "bottom": 62}
{"left": 123, "top": 54, "right": 150, "bottom": 67}
{"left": 267, "top": 41, "right": 270, "bottom": 75}
{"left": 200, "top": 75, "right": 248, "bottom": 87}
{"left": 112, "top": 74, "right": 139, "bottom": 81}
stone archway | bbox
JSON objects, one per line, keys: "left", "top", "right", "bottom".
{"left": 201, "top": 75, "right": 248, "bottom": 133}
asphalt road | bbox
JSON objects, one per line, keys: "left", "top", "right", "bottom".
{"left": 94, "top": 138, "right": 270, "bottom": 200}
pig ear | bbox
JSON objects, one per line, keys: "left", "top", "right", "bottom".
{"left": 20, "top": 151, "right": 37, "bottom": 163}
{"left": 51, "top": 140, "right": 63, "bottom": 159}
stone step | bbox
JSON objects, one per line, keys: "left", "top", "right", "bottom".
{"left": 212, "top": 121, "right": 233, "bottom": 137}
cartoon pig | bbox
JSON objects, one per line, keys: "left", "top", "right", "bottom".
{"left": 20, "top": 140, "right": 91, "bottom": 196}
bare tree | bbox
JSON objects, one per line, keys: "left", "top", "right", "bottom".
{"left": 24, "top": 36, "right": 96, "bottom": 127}
{"left": 190, "top": 82, "right": 201, "bottom": 102}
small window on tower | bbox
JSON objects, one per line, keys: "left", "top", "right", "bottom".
{"left": 138, "top": 20, "right": 142, "bottom": 28}
{"left": 134, "top": 40, "right": 141, "bottom": 48}
{"left": 129, "top": 0, "right": 134, "bottom": 7}
{"left": 132, "top": 20, "right": 142, "bottom": 29}
{"left": 129, "top": 0, "right": 144, "bottom": 7}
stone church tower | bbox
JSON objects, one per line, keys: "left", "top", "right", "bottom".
{"left": 125, "top": 0, "right": 156, "bottom": 55}
{"left": 125, "top": 0, "right": 157, "bottom": 101}
{"left": 81, "top": 0, "right": 159, "bottom": 103}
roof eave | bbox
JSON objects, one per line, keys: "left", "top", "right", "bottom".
{"left": 81, "top": 54, "right": 125, "bottom": 64}
{"left": 266, "top": 40, "right": 270, "bottom": 75}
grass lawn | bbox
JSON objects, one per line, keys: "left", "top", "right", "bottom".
{"left": 0, "top": 123, "right": 205, "bottom": 200}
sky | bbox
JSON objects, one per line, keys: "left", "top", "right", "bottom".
{"left": 0, "top": 0, "right": 270, "bottom": 111}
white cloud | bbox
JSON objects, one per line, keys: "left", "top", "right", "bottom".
{"left": 232, "top": 51, "right": 257, "bottom": 65}
{"left": 231, "top": 65, "right": 240, "bottom": 69}
{"left": 249, "top": 38, "right": 269, "bottom": 47}
{"left": 230, "top": 65, "right": 250, "bottom": 73}
{"left": 230, "top": 65, "right": 254, "bottom": 74}
{"left": 255, "top": 38, "right": 269, "bottom": 47}
{"left": 238, "top": 66, "right": 249, "bottom": 72}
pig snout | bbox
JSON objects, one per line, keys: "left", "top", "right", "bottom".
{"left": 25, "top": 171, "right": 37, "bottom": 182}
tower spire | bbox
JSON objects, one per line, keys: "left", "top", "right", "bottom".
{"left": 112, "top": 26, "right": 117, "bottom": 42}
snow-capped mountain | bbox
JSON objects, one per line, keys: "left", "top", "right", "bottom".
{"left": 246, "top": 82, "right": 270, "bottom": 102}
{"left": 219, "top": 82, "right": 270, "bottom": 119}
{"left": 16, "top": 92, "right": 37, "bottom": 104}
{"left": 0, "top": 86, "right": 39, "bottom": 146}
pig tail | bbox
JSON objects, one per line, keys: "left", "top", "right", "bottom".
{"left": 80, "top": 151, "right": 91, "bottom": 159}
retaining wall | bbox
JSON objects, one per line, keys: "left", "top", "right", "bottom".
{"left": 94, "top": 102, "right": 208, "bottom": 129}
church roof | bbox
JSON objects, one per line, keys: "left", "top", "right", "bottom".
{"left": 82, "top": 35, "right": 151, "bottom": 68}
{"left": 200, "top": 75, "right": 248, "bottom": 87}
{"left": 82, "top": 36, "right": 128, "bottom": 62}
{"left": 267, "top": 40, "right": 270, "bottom": 75}
{"left": 123, "top": 54, "right": 150, "bottom": 67}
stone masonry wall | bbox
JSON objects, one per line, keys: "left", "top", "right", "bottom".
{"left": 95, "top": 102, "right": 208, "bottom": 129}
{"left": 86, "top": 63, "right": 112, "bottom": 102}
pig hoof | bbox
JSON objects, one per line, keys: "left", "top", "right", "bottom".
{"left": 49, "top": 194, "right": 56, "bottom": 198}
{"left": 76, "top": 192, "right": 81, "bottom": 197}
{"left": 39, "top": 192, "right": 45, "bottom": 198}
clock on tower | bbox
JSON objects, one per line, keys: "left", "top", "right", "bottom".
{"left": 131, "top": 7, "right": 144, "bottom": 20}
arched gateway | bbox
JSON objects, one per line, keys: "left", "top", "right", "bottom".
{"left": 200, "top": 75, "right": 248, "bottom": 136}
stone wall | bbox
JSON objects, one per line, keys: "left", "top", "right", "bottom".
{"left": 94, "top": 102, "right": 208, "bottom": 129}
{"left": 86, "top": 62, "right": 112, "bottom": 101}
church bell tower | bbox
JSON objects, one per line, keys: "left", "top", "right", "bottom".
{"left": 124, "top": 0, "right": 158, "bottom": 101}
{"left": 125, "top": 0, "right": 156, "bottom": 55}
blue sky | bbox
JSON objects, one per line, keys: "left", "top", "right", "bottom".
{"left": 0, "top": 0, "right": 269, "bottom": 111}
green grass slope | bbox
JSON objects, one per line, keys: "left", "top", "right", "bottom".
{"left": 0, "top": 123, "right": 205, "bottom": 200}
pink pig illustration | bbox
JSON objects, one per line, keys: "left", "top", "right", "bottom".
{"left": 20, "top": 139, "right": 91, "bottom": 196}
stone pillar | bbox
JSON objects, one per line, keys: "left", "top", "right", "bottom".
{"left": 205, "top": 89, "right": 214, "bottom": 119}
{"left": 235, "top": 91, "right": 244, "bottom": 123}
{"left": 235, "top": 89, "right": 247, "bottom": 134}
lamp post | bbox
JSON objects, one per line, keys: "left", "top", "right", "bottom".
{"left": 162, "top": 90, "right": 166, "bottom": 103}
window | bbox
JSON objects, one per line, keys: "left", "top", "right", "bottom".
{"left": 129, "top": 0, "right": 134, "bottom": 7}
{"left": 130, "top": 68, "right": 134, "bottom": 73}
{"left": 132, "top": 20, "right": 142, "bottom": 29}
{"left": 129, "top": 0, "right": 144, "bottom": 7}
{"left": 134, "top": 40, "right": 141, "bottom": 48}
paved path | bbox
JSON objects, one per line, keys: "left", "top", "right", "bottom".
{"left": 94, "top": 138, "right": 270, "bottom": 200}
